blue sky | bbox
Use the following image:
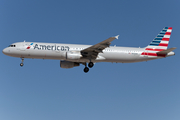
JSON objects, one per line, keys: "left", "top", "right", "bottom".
{"left": 0, "top": 0, "right": 180, "bottom": 120}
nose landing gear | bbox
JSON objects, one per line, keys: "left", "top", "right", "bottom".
{"left": 20, "top": 58, "right": 24, "bottom": 67}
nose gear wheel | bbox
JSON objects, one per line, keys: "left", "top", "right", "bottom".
{"left": 20, "top": 58, "right": 24, "bottom": 67}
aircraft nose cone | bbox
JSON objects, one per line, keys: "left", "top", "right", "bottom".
{"left": 2, "top": 48, "right": 9, "bottom": 55}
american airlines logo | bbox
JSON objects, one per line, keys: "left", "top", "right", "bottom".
{"left": 33, "top": 44, "right": 70, "bottom": 51}
{"left": 26, "top": 43, "right": 33, "bottom": 49}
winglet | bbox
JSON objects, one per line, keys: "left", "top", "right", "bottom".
{"left": 115, "top": 35, "right": 119, "bottom": 39}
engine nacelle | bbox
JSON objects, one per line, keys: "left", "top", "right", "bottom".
{"left": 60, "top": 61, "right": 80, "bottom": 69}
{"left": 66, "top": 51, "right": 82, "bottom": 60}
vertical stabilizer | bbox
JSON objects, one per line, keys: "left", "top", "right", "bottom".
{"left": 145, "top": 27, "right": 172, "bottom": 51}
{"left": 142, "top": 27, "right": 173, "bottom": 57}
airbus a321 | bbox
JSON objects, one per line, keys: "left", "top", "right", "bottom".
{"left": 3, "top": 27, "right": 176, "bottom": 73}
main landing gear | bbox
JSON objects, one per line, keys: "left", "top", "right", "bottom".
{"left": 20, "top": 58, "right": 24, "bottom": 67}
{"left": 84, "top": 66, "right": 89, "bottom": 73}
{"left": 83, "top": 62, "right": 94, "bottom": 73}
{"left": 88, "top": 62, "right": 94, "bottom": 68}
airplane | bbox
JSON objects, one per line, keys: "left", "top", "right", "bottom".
{"left": 2, "top": 27, "right": 176, "bottom": 73}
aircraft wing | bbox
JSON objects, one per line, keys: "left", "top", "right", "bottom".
{"left": 81, "top": 35, "right": 119, "bottom": 59}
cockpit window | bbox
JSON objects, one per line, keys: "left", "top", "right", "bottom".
{"left": 8, "top": 45, "right": 16, "bottom": 47}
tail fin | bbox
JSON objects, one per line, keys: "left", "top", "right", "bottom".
{"left": 145, "top": 27, "right": 172, "bottom": 51}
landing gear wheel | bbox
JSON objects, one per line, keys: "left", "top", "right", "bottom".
{"left": 88, "top": 62, "right": 94, "bottom": 68}
{"left": 84, "top": 67, "right": 89, "bottom": 73}
{"left": 20, "top": 63, "right": 24, "bottom": 67}
{"left": 20, "top": 58, "right": 24, "bottom": 67}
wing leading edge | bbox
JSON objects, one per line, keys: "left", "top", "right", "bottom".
{"left": 81, "top": 35, "right": 119, "bottom": 59}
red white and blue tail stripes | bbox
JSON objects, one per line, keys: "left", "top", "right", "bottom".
{"left": 147, "top": 27, "right": 172, "bottom": 49}
{"left": 141, "top": 27, "right": 172, "bottom": 57}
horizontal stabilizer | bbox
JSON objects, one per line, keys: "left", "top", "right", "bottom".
{"left": 157, "top": 47, "right": 176, "bottom": 54}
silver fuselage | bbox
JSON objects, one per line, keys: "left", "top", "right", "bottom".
{"left": 2, "top": 42, "right": 175, "bottom": 63}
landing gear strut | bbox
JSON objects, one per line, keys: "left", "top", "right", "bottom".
{"left": 83, "top": 63, "right": 89, "bottom": 73}
{"left": 20, "top": 58, "right": 24, "bottom": 67}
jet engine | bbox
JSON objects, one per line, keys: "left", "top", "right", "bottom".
{"left": 60, "top": 61, "right": 80, "bottom": 68}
